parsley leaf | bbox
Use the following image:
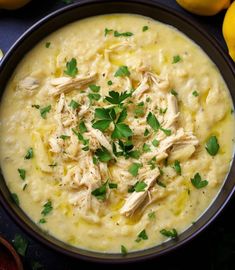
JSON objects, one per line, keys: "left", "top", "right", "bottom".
{"left": 160, "top": 127, "right": 172, "bottom": 136}
{"left": 192, "top": 90, "right": 199, "bottom": 97}
{"left": 148, "top": 157, "right": 156, "bottom": 170}
{"left": 39, "top": 218, "right": 46, "bottom": 224}
{"left": 160, "top": 228, "right": 178, "bottom": 239}
{"left": 105, "top": 90, "right": 131, "bottom": 104}
{"left": 92, "top": 120, "right": 112, "bottom": 132}
{"left": 11, "top": 193, "right": 20, "bottom": 205}
{"left": 143, "top": 143, "right": 151, "bottom": 152}
{"left": 12, "top": 234, "right": 28, "bottom": 256}
{"left": 79, "top": 121, "right": 87, "bottom": 133}
{"left": 205, "top": 136, "right": 220, "bottom": 156}
{"left": 40, "top": 105, "right": 51, "bottom": 119}
{"left": 91, "top": 181, "right": 108, "bottom": 201}
{"left": 148, "top": 211, "right": 156, "bottom": 220}
{"left": 32, "top": 104, "right": 40, "bottom": 109}
{"left": 191, "top": 173, "right": 208, "bottom": 189}
{"left": 64, "top": 58, "right": 78, "bottom": 77}
{"left": 69, "top": 100, "right": 79, "bottom": 110}
{"left": 24, "top": 147, "right": 33, "bottom": 159}
{"left": 134, "top": 181, "right": 147, "bottom": 192}
{"left": 104, "top": 28, "right": 113, "bottom": 36}
{"left": 60, "top": 135, "right": 70, "bottom": 140}
{"left": 142, "top": 25, "right": 149, "bottom": 32}
{"left": 128, "top": 163, "right": 142, "bottom": 176}
{"left": 88, "top": 93, "right": 101, "bottom": 101}
{"left": 136, "top": 229, "right": 148, "bottom": 242}
{"left": 152, "top": 139, "right": 159, "bottom": 147}
{"left": 95, "top": 147, "right": 112, "bottom": 162}
{"left": 112, "top": 123, "right": 133, "bottom": 139}
{"left": 172, "top": 55, "right": 181, "bottom": 64}
{"left": 107, "top": 80, "right": 113, "bottom": 85}
{"left": 171, "top": 89, "right": 178, "bottom": 96}
{"left": 72, "top": 128, "right": 89, "bottom": 145}
{"left": 41, "top": 200, "right": 53, "bottom": 216}
{"left": 157, "top": 179, "right": 166, "bottom": 188}
{"left": 89, "top": 84, "right": 100, "bottom": 92}
{"left": 121, "top": 245, "right": 128, "bottom": 256}
{"left": 114, "top": 31, "right": 133, "bottom": 37}
{"left": 173, "top": 160, "right": 181, "bottom": 175}
{"left": 147, "top": 112, "right": 160, "bottom": 131}
{"left": 18, "top": 169, "right": 26, "bottom": 180}
{"left": 144, "top": 128, "right": 150, "bottom": 136}
{"left": 109, "top": 183, "right": 118, "bottom": 189}
{"left": 114, "top": 66, "right": 130, "bottom": 77}
{"left": 45, "top": 42, "right": 51, "bottom": 48}
{"left": 116, "top": 108, "right": 127, "bottom": 123}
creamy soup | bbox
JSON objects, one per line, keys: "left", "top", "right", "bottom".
{"left": 0, "top": 14, "right": 234, "bottom": 253}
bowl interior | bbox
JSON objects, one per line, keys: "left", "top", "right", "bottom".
{"left": 0, "top": 0, "right": 235, "bottom": 263}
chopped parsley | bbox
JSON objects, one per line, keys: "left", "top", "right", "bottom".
{"left": 171, "top": 89, "right": 178, "bottom": 96}
{"left": 148, "top": 157, "right": 157, "bottom": 170}
{"left": 69, "top": 99, "right": 79, "bottom": 110}
{"left": 152, "top": 139, "right": 159, "bottom": 147}
{"left": 11, "top": 193, "right": 19, "bottom": 205}
{"left": 142, "top": 25, "right": 149, "bottom": 32}
{"left": 143, "top": 143, "right": 151, "bottom": 152}
{"left": 89, "top": 84, "right": 100, "bottom": 92}
{"left": 109, "top": 183, "right": 118, "bottom": 189}
{"left": 129, "top": 181, "right": 147, "bottom": 193}
{"left": 39, "top": 218, "right": 46, "bottom": 224}
{"left": 88, "top": 93, "right": 101, "bottom": 102}
{"left": 144, "top": 128, "right": 150, "bottom": 137}
{"left": 192, "top": 90, "right": 199, "bottom": 97}
{"left": 172, "top": 55, "right": 181, "bottom": 64}
{"left": 105, "top": 90, "right": 131, "bottom": 105}
{"left": 114, "top": 31, "right": 133, "bottom": 37}
{"left": 160, "top": 127, "right": 172, "bottom": 136}
{"left": 159, "top": 107, "right": 167, "bottom": 115}
{"left": 40, "top": 105, "right": 51, "bottom": 119}
{"left": 148, "top": 211, "right": 156, "bottom": 220}
{"left": 12, "top": 234, "right": 28, "bottom": 256}
{"left": 114, "top": 66, "right": 130, "bottom": 77}
{"left": 147, "top": 112, "right": 160, "bottom": 131}
{"left": 156, "top": 179, "right": 166, "bottom": 188}
{"left": 60, "top": 135, "right": 70, "bottom": 140}
{"left": 191, "top": 173, "right": 208, "bottom": 189}
{"left": 32, "top": 104, "right": 40, "bottom": 109}
{"left": 205, "top": 136, "right": 220, "bottom": 156}
{"left": 23, "top": 184, "right": 27, "bottom": 191}
{"left": 72, "top": 128, "right": 89, "bottom": 146}
{"left": 173, "top": 160, "right": 181, "bottom": 175}
{"left": 136, "top": 229, "right": 148, "bottom": 242}
{"left": 104, "top": 28, "right": 113, "bottom": 36}
{"left": 41, "top": 200, "right": 53, "bottom": 216}
{"left": 160, "top": 228, "right": 178, "bottom": 239}
{"left": 91, "top": 181, "right": 108, "bottom": 201}
{"left": 64, "top": 58, "right": 78, "bottom": 77}
{"left": 113, "top": 140, "right": 140, "bottom": 159}
{"left": 18, "top": 169, "right": 26, "bottom": 180}
{"left": 24, "top": 147, "right": 33, "bottom": 159}
{"left": 45, "top": 42, "right": 51, "bottom": 48}
{"left": 48, "top": 163, "right": 57, "bottom": 167}
{"left": 95, "top": 147, "right": 112, "bottom": 162}
{"left": 121, "top": 245, "right": 128, "bottom": 256}
{"left": 112, "top": 123, "right": 133, "bottom": 139}
{"left": 79, "top": 121, "right": 87, "bottom": 133}
{"left": 107, "top": 80, "right": 113, "bottom": 85}
{"left": 128, "top": 163, "right": 142, "bottom": 176}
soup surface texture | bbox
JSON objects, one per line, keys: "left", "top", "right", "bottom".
{"left": 0, "top": 14, "right": 234, "bottom": 253}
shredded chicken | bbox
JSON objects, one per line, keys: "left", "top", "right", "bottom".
{"left": 49, "top": 73, "right": 97, "bottom": 96}
{"left": 19, "top": 76, "right": 40, "bottom": 91}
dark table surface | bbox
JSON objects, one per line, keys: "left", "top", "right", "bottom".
{"left": 0, "top": 0, "right": 235, "bottom": 269}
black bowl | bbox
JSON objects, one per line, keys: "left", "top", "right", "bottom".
{"left": 0, "top": 0, "right": 235, "bottom": 263}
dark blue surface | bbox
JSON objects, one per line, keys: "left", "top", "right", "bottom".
{"left": 0, "top": 1, "right": 235, "bottom": 269}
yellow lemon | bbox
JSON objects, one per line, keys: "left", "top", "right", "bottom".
{"left": 223, "top": 1, "right": 235, "bottom": 61}
{"left": 0, "top": 0, "right": 31, "bottom": 10}
{"left": 176, "top": 0, "right": 230, "bottom": 16}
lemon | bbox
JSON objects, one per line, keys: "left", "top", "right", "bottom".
{"left": 223, "top": 1, "right": 235, "bottom": 61}
{"left": 176, "top": 0, "right": 230, "bottom": 16}
{"left": 0, "top": 0, "right": 30, "bottom": 10}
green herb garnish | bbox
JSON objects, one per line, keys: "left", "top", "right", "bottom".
{"left": 18, "top": 169, "right": 26, "bottom": 180}
{"left": 192, "top": 90, "right": 199, "bottom": 97}
{"left": 142, "top": 25, "right": 149, "bottom": 32}
{"left": 109, "top": 183, "right": 118, "bottom": 189}
{"left": 60, "top": 135, "right": 70, "bottom": 140}
{"left": 40, "top": 105, "right": 51, "bottom": 119}
{"left": 114, "top": 31, "right": 133, "bottom": 37}
{"left": 173, "top": 160, "right": 181, "bottom": 175}
{"left": 107, "top": 80, "right": 113, "bottom": 85}
{"left": 24, "top": 147, "right": 33, "bottom": 159}
{"left": 152, "top": 139, "right": 159, "bottom": 147}
{"left": 114, "top": 66, "right": 130, "bottom": 77}
{"left": 89, "top": 84, "right": 100, "bottom": 92}
{"left": 148, "top": 211, "right": 156, "bottom": 220}
{"left": 147, "top": 112, "right": 160, "bottom": 131}
{"left": 69, "top": 100, "right": 79, "bottom": 110}
{"left": 11, "top": 193, "right": 19, "bottom": 205}
{"left": 104, "top": 28, "right": 113, "bottom": 36}
{"left": 143, "top": 143, "right": 151, "bottom": 152}
{"left": 172, "top": 55, "right": 181, "bottom": 64}
{"left": 160, "top": 228, "right": 178, "bottom": 239}
{"left": 39, "top": 218, "right": 46, "bottom": 224}
{"left": 121, "top": 245, "right": 128, "bottom": 256}
{"left": 136, "top": 229, "right": 148, "bottom": 242}
{"left": 91, "top": 181, "right": 108, "bottom": 201}
{"left": 170, "top": 89, "right": 178, "bottom": 96}
{"left": 95, "top": 147, "right": 112, "bottom": 162}
{"left": 45, "top": 42, "right": 51, "bottom": 48}
{"left": 156, "top": 179, "right": 166, "bottom": 188}
{"left": 105, "top": 90, "right": 131, "bottom": 104}
{"left": 41, "top": 200, "right": 53, "bottom": 216}
{"left": 205, "top": 136, "right": 220, "bottom": 156}
{"left": 128, "top": 163, "right": 142, "bottom": 176}
{"left": 79, "top": 121, "right": 87, "bottom": 133}
{"left": 191, "top": 173, "right": 208, "bottom": 189}
{"left": 32, "top": 104, "right": 40, "bottom": 109}
{"left": 64, "top": 58, "right": 78, "bottom": 77}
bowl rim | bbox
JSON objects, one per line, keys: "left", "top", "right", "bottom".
{"left": 0, "top": 0, "right": 235, "bottom": 263}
